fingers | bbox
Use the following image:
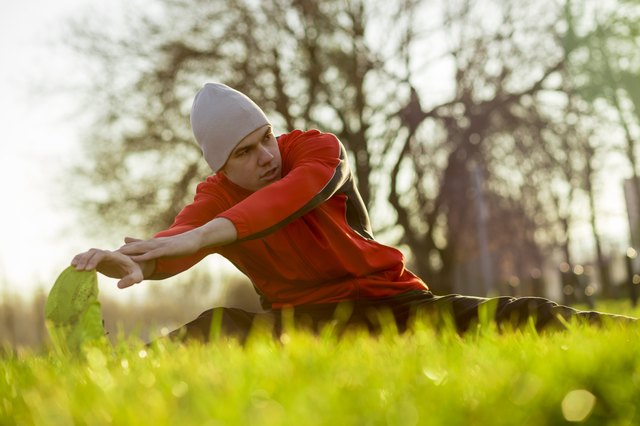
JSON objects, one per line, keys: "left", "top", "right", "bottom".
{"left": 117, "top": 272, "right": 142, "bottom": 289}
{"left": 70, "top": 248, "right": 145, "bottom": 290}
{"left": 71, "top": 249, "right": 107, "bottom": 271}
{"left": 117, "top": 280, "right": 131, "bottom": 289}
{"left": 118, "top": 239, "right": 155, "bottom": 255}
{"left": 124, "top": 236, "right": 142, "bottom": 244}
{"left": 130, "top": 245, "right": 169, "bottom": 262}
{"left": 119, "top": 265, "right": 144, "bottom": 289}
{"left": 119, "top": 239, "right": 167, "bottom": 261}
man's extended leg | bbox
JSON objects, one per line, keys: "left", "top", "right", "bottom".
{"left": 406, "top": 292, "right": 636, "bottom": 332}
{"left": 167, "top": 307, "right": 275, "bottom": 343}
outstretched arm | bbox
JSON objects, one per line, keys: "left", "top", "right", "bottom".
{"left": 116, "top": 130, "right": 348, "bottom": 275}
{"left": 117, "top": 217, "right": 237, "bottom": 264}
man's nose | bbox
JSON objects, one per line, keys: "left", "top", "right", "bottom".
{"left": 258, "top": 146, "right": 274, "bottom": 165}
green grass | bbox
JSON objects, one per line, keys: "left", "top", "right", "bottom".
{"left": 2, "top": 303, "right": 640, "bottom": 425}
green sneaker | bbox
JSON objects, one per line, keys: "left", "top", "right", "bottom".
{"left": 45, "top": 266, "right": 106, "bottom": 352}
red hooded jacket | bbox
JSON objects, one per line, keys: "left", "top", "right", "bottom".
{"left": 152, "top": 129, "right": 428, "bottom": 309}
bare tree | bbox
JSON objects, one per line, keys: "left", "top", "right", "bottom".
{"left": 63, "top": 0, "right": 630, "bottom": 298}
{"left": 564, "top": 0, "right": 640, "bottom": 247}
{"left": 65, "top": 0, "right": 414, "bottom": 237}
{"left": 385, "top": 0, "right": 571, "bottom": 293}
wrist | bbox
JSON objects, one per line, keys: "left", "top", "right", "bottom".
{"left": 141, "top": 259, "right": 157, "bottom": 279}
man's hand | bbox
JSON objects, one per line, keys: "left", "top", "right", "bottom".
{"left": 71, "top": 249, "right": 146, "bottom": 289}
{"left": 118, "top": 218, "right": 237, "bottom": 262}
{"left": 118, "top": 231, "right": 204, "bottom": 263}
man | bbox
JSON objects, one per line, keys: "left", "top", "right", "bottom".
{"left": 72, "top": 83, "right": 634, "bottom": 342}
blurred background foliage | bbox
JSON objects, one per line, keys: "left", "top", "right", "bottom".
{"left": 62, "top": 0, "right": 640, "bottom": 298}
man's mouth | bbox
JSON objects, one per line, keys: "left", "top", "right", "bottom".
{"left": 260, "top": 167, "right": 279, "bottom": 180}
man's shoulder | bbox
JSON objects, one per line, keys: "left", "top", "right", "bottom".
{"left": 194, "top": 175, "right": 232, "bottom": 205}
{"left": 278, "top": 129, "right": 340, "bottom": 152}
{"left": 194, "top": 173, "right": 251, "bottom": 208}
{"left": 278, "top": 128, "right": 319, "bottom": 142}
{"left": 195, "top": 174, "right": 223, "bottom": 195}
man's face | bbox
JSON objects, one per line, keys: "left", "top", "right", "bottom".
{"left": 220, "top": 124, "right": 282, "bottom": 192}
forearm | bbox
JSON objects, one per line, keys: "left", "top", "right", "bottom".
{"left": 119, "top": 217, "right": 236, "bottom": 277}
{"left": 194, "top": 217, "right": 238, "bottom": 248}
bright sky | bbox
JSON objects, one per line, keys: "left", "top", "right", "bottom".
{"left": 0, "top": 1, "right": 86, "bottom": 292}
{"left": 0, "top": 0, "right": 156, "bottom": 302}
{"left": 0, "top": 0, "right": 633, "bottom": 302}
{"left": 0, "top": 0, "right": 240, "bottom": 304}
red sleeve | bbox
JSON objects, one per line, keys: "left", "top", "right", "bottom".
{"left": 150, "top": 180, "right": 228, "bottom": 278}
{"left": 216, "top": 130, "right": 349, "bottom": 241}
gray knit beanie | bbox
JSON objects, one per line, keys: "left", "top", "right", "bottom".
{"left": 190, "top": 83, "right": 270, "bottom": 172}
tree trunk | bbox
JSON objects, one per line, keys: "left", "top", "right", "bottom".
{"left": 585, "top": 149, "right": 612, "bottom": 298}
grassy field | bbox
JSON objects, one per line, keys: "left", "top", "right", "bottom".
{"left": 2, "top": 301, "right": 640, "bottom": 425}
